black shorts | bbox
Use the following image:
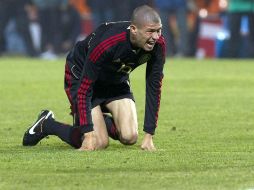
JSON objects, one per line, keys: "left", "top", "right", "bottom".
{"left": 64, "top": 63, "right": 134, "bottom": 116}
{"left": 92, "top": 80, "right": 135, "bottom": 112}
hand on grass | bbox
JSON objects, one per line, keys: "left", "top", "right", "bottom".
{"left": 141, "top": 133, "right": 156, "bottom": 151}
{"left": 78, "top": 131, "right": 96, "bottom": 151}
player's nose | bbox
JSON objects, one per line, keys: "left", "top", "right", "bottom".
{"left": 152, "top": 31, "right": 160, "bottom": 40}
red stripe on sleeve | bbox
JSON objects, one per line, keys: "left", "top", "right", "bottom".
{"left": 77, "top": 77, "right": 93, "bottom": 126}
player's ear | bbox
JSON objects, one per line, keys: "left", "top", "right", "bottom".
{"left": 130, "top": 24, "right": 137, "bottom": 34}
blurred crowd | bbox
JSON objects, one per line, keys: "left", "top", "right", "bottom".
{"left": 0, "top": 0, "right": 253, "bottom": 59}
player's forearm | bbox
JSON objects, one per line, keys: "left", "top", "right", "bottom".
{"left": 76, "top": 77, "right": 94, "bottom": 133}
{"left": 144, "top": 77, "right": 163, "bottom": 135}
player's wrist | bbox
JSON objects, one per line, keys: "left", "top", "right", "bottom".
{"left": 84, "top": 131, "right": 94, "bottom": 137}
{"left": 143, "top": 127, "right": 155, "bottom": 135}
{"left": 144, "top": 132, "right": 153, "bottom": 139}
{"left": 80, "top": 124, "right": 94, "bottom": 134}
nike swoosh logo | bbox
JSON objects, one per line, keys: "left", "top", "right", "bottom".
{"left": 29, "top": 116, "right": 46, "bottom": 135}
{"left": 28, "top": 111, "right": 53, "bottom": 135}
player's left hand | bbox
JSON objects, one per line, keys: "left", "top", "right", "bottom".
{"left": 141, "top": 133, "right": 156, "bottom": 151}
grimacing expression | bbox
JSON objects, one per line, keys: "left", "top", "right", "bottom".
{"left": 133, "top": 22, "right": 162, "bottom": 51}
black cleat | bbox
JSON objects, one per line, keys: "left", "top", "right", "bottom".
{"left": 22, "top": 110, "right": 54, "bottom": 146}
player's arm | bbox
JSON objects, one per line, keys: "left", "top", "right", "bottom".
{"left": 142, "top": 36, "right": 166, "bottom": 151}
{"left": 76, "top": 43, "right": 112, "bottom": 151}
{"left": 75, "top": 58, "right": 97, "bottom": 151}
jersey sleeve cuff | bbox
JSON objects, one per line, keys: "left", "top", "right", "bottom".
{"left": 143, "top": 126, "right": 155, "bottom": 135}
{"left": 80, "top": 124, "right": 94, "bottom": 134}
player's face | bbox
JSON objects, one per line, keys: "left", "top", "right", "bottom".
{"left": 131, "top": 22, "right": 162, "bottom": 51}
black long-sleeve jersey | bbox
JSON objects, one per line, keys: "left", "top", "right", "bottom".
{"left": 66, "top": 21, "right": 166, "bottom": 135}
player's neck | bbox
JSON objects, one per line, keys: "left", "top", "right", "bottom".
{"left": 129, "top": 34, "right": 140, "bottom": 51}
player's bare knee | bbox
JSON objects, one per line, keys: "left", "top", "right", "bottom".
{"left": 120, "top": 131, "right": 138, "bottom": 145}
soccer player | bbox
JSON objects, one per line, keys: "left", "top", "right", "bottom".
{"left": 22, "top": 5, "right": 166, "bottom": 151}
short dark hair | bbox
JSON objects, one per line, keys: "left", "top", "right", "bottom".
{"left": 131, "top": 5, "right": 161, "bottom": 27}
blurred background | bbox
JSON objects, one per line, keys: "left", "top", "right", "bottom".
{"left": 0, "top": 0, "right": 253, "bottom": 59}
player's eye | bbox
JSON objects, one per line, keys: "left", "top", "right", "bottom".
{"left": 146, "top": 30, "right": 155, "bottom": 35}
{"left": 155, "top": 28, "right": 161, "bottom": 33}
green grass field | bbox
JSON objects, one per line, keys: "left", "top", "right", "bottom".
{"left": 0, "top": 57, "right": 254, "bottom": 190}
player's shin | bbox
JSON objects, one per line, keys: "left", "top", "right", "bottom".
{"left": 43, "top": 119, "right": 82, "bottom": 148}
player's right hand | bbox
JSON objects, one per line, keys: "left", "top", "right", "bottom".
{"left": 78, "top": 131, "right": 96, "bottom": 151}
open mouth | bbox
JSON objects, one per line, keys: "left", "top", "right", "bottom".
{"left": 146, "top": 41, "right": 155, "bottom": 49}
